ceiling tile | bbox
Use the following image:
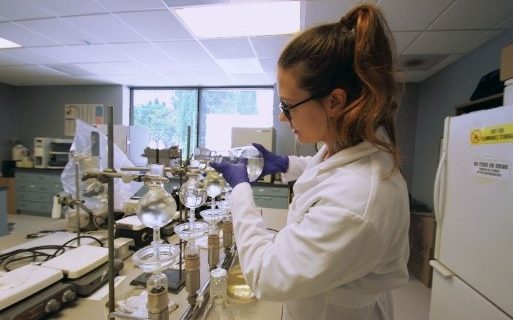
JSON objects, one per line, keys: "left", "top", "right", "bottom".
{"left": 177, "top": 59, "right": 224, "bottom": 73}
{"left": 66, "top": 44, "right": 132, "bottom": 63}
{"left": 28, "top": 0, "right": 107, "bottom": 17}
{"left": 200, "top": 38, "right": 254, "bottom": 59}
{"left": 142, "top": 62, "right": 185, "bottom": 75}
{"left": 0, "top": 47, "right": 61, "bottom": 64}
{"left": 379, "top": 0, "right": 453, "bottom": 31}
{"left": 107, "top": 62, "right": 161, "bottom": 76}
{"left": 195, "top": 73, "right": 234, "bottom": 86}
{"left": 495, "top": 15, "right": 513, "bottom": 29}
{"left": 258, "top": 58, "right": 277, "bottom": 73}
{"left": 0, "top": 22, "right": 58, "bottom": 47}
{"left": 250, "top": 35, "right": 291, "bottom": 59}
{"left": 17, "top": 18, "right": 101, "bottom": 46}
{"left": 164, "top": 73, "right": 200, "bottom": 86}
{"left": 116, "top": 10, "right": 193, "bottom": 41}
{"left": 0, "top": 0, "right": 54, "bottom": 20}
{"left": 96, "top": 0, "right": 166, "bottom": 12}
{"left": 29, "top": 46, "right": 93, "bottom": 63}
{"left": 63, "top": 14, "right": 145, "bottom": 43}
{"left": 230, "top": 73, "right": 269, "bottom": 85}
{"left": 425, "top": 54, "right": 463, "bottom": 77}
{"left": 398, "top": 54, "right": 450, "bottom": 71}
{"left": 109, "top": 43, "right": 173, "bottom": 62}
{"left": 68, "top": 62, "right": 118, "bottom": 75}
{"left": 155, "top": 40, "right": 212, "bottom": 61}
{"left": 0, "top": 53, "right": 27, "bottom": 66}
{"left": 163, "top": 0, "right": 230, "bottom": 7}
{"left": 430, "top": 0, "right": 513, "bottom": 30}
{"left": 460, "top": 30, "right": 504, "bottom": 54}
{"left": 0, "top": 64, "right": 65, "bottom": 77}
{"left": 393, "top": 32, "right": 420, "bottom": 54}
{"left": 217, "top": 58, "right": 263, "bottom": 74}
{"left": 403, "top": 30, "right": 486, "bottom": 55}
{"left": 304, "top": 0, "right": 364, "bottom": 27}
{"left": 43, "top": 64, "right": 97, "bottom": 76}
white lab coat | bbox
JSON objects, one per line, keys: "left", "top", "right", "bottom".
{"left": 230, "top": 137, "right": 410, "bottom": 320}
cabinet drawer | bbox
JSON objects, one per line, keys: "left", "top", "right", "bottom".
{"left": 17, "top": 191, "right": 52, "bottom": 203}
{"left": 15, "top": 171, "right": 38, "bottom": 183}
{"left": 16, "top": 200, "right": 53, "bottom": 215}
{"left": 252, "top": 186, "right": 289, "bottom": 197}
{"left": 254, "top": 195, "right": 288, "bottom": 209}
{"left": 16, "top": 182, "right": 61, "bottom": 194}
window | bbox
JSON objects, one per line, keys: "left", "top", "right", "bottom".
{"left": 132, "top": 89, "right": 198, "bottom": 153}
{"left": 199, "top": 88, "right": 273, "bottom": 150}
{"left": 131, "top": 87, "right": 273, "bottom": 157}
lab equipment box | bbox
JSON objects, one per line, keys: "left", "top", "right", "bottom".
{"left": 500, "top": 42, "right": 513, "bottom": 81}
{"left": 408, "top": 212, "right": 436, "bottom": 287}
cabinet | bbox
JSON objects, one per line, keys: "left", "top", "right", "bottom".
{"left": 15, "top": 170, "right": 63, "bottom": 216}
{"left": 252, "top": 184, "right": 289, "bottom": 209}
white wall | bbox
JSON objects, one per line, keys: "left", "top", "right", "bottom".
{"left": 412, "top": 27, "right": 513, "bottom": 209}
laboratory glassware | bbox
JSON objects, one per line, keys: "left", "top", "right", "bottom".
{"left": 201, "top": 268, "right": 235, "bottom": 320}
{"left": 131, "top": 164, "right": 180, "bottom": 318}
{"left": 174, "top": 169, "right": 209, "bottom": 305}
{"left": 193, "top": 145, "right": 264, "bottom": 182}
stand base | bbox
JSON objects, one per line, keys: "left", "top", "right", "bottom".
{"left": 130, "top": 268, "right": 185, "bottom": 294}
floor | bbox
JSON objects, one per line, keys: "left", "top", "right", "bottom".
{"left": 393, "top": 275, "right": 431, "bottom": 320}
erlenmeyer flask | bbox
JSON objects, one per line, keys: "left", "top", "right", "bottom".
{"left": 201, "top": 268, "right": 235, "bottom": 320}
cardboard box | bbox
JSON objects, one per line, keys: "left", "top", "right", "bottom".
{"left": 0, "top": 177, "right": 16, "bottom": 214}
{"left": 408, "top": 212, "right": 436, "bottom": 287}
{"left": 500, "top": 42, "right": 513, "bottom": 81}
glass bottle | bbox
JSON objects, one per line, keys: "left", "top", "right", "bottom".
{"left": 202, "top": 268, "right": 235, "bottom": 320}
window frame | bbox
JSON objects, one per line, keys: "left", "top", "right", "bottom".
{"left": 130, "top": 85, "right": 274, "bottom": 154}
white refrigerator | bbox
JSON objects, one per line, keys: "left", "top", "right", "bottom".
{"left": 430, "top": 105, "right": 513, "bottom": 320}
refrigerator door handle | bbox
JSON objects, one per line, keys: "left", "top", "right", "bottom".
{"left": 433, "top": 117, "right": 450, "bottom": 224}
{"left": 430, "top": 260, "right": 454, "bottom": 278}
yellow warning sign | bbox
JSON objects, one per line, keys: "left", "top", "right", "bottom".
{"left": 470, "top": 123, "right": 513, "bottom": 144}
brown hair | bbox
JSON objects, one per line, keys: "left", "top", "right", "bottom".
{"left": 278, "top": 4, "right": 402, "bottom": 170}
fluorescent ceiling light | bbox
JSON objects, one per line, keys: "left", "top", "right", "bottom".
{"left": 0, "top": 37, "right": 21, "bottom": 49}
{"left": 175, "top": 1, "right": 300, "bottom": 38}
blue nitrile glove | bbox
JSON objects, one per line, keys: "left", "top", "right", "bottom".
{"left": 252, "top": 143, "right": 289, "bottom": 177}
{"left": 210, "top": 161, "right": 249, "bottom": 188}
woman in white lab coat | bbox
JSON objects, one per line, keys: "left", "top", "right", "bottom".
{"left": 211, "top": 4, "right": 409, "bottom": 320}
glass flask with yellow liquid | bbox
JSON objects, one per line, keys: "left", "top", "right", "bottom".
{"left": 226, "top": 255, "right": 255, "bottom": 302}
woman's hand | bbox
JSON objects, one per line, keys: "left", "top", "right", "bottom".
{"left": 252, "top": 143, "right": 289, "bottom": 177}
{"left": 210, "top": 161, "right": 249, "bottom": 188}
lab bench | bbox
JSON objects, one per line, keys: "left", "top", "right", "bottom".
{"left": 2, "top": 211, "right": 286, "bottom": 319}
{"left": 15, "top": 168, "right": 63, "bottom": 216}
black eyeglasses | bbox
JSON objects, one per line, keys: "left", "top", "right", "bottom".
{"left": 279, "top": 92, "right": 325, "bottom": 121}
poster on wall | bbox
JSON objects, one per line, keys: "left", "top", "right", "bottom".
{"left": 64, "top": 104, "right": 104, "bottom": 136}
